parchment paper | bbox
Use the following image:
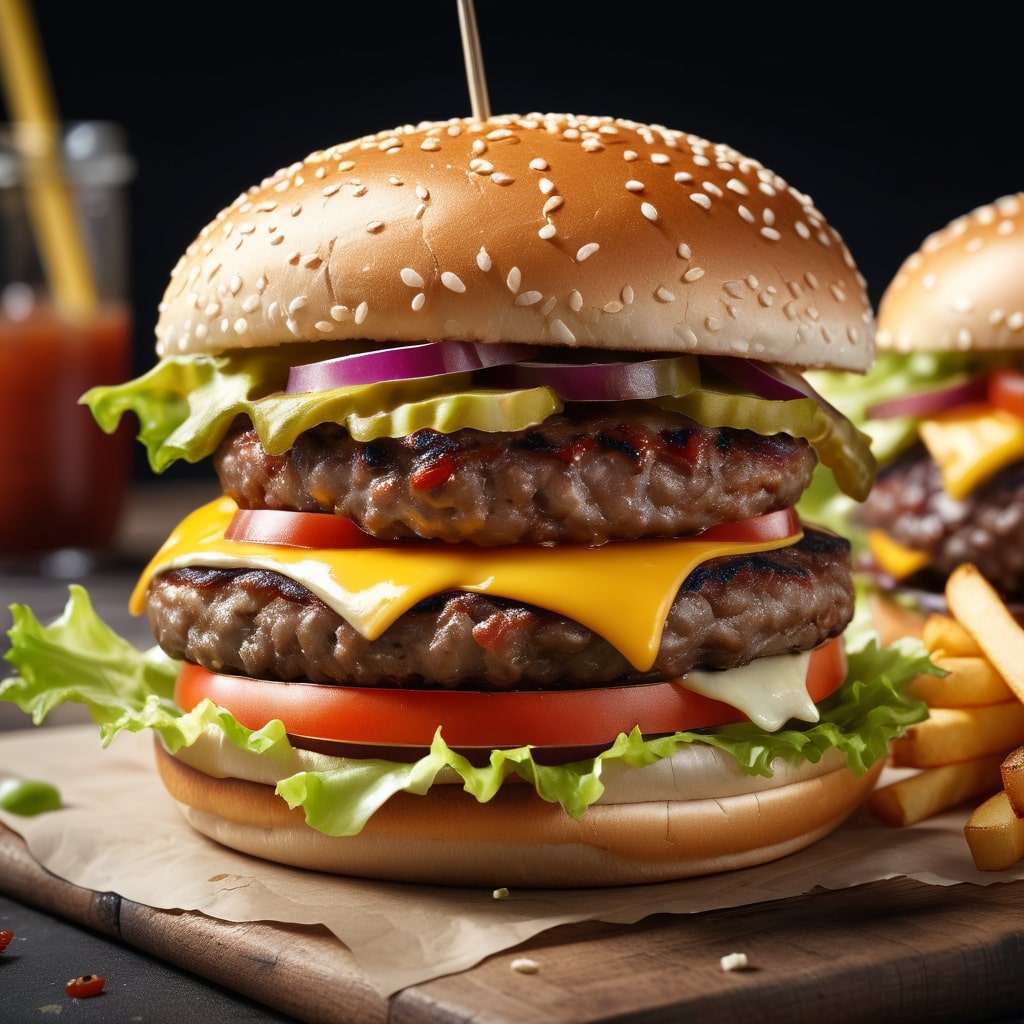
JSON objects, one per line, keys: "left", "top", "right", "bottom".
{"left": 1, "top": 724, "right": 1019, "bottom": 997}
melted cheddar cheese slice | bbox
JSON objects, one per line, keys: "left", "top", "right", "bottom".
{"left": 131, "top": 497, "right": 803, "bottom": 672}
{"left": 919, "top": 402, "right": 1024, "bottom": 501}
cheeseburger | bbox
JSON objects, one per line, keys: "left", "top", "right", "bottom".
{"left": 2, "top": 114, "right": 929, "bottom": 888}
{"left": 815, "top": 194, "right": 1024, "bottom": 641}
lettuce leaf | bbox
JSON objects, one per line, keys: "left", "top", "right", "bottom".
{"left": 2, "top": 586, "right": 932, "bottom": 837}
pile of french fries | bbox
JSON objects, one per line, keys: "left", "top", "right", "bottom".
{"left": 866, "top": 563, "right": 1024, "bottom": 870}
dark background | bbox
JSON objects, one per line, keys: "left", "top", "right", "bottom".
{"left": 15, "top": 2, "right": 1024, "bottom": 480}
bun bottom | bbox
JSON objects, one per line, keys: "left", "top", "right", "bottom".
{"left": 153, "top": 740, "right": 883, "bottom": 888}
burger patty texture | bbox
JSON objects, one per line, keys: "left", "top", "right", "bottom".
{"left": 146, "top": 527, "right": 852, "bottom": 691}
{"left": 215, "top": 405, "right": 818, "bottom": 546}
{"left": 863, "top": 444, "right": 1024, "bottom": 597}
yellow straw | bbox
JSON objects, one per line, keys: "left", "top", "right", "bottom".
{"left": 456, "top": 0, "right": 490, "bottom": 121}
{"left": 0, "top": 0, "right": 98, "bottom": 319}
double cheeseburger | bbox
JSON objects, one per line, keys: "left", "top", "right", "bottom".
{"left": 2, "top": 114, "right": 929, "bottom": 887}
{"left": 819, "top": 194, "right": 1024, "bottom": 641}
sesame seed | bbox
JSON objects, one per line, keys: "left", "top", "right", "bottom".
{"left": 705, "top": 316, "right": 721, "bottom": 332}
{"left": 626, "top": 180, "right": 645, "bottom": 192}
{"left": 677, "top": 242, "right": 692, "bottom": 259}
{"left": 542, "top": 196, "right": 564, "bottom": 215}
{"left": 411, "top": 293, "right": 426, "bottom": 311}
{"left": 322, "top": 183, "right": 341, "bottom": 197}
{"left": 760, "top": 226, "right": 782, "bottom": 241}
{"left": 301, "top": 254, "right": 323, "bottom": 268}
{"left": 288, "top": 297, "right": 307, "bottom": 315}
{"left": 656, "top": 286, "right": 676, "bottom": 302}
{"left": 738, "top": 206, "right": 756, "bottom": 224}
{"left": 622, "top": 285, "right": 634, "bottom": 304}
{"left": 539, "top": 177, "right": 556, "bottom": 195}
{"left": 651, "top": 153, "right": 670, "bottom": 165}
{"left": 576, "top": 242, "right": 600, "bottom": 261}
{"left": 529, "top": 158, "right": 548, "bottom": 171}
{"left": 690, "top": 194, "right": 712, "bottom": 210}
{"left": 540, "top": 297, "right": 557, "bottom": 315}
{"left": 314, "top": 321, "right": 333, "bottom": 333}
{"left": 603, "top": 301, "right": 624, "bottom": 313}
{"left": 1008, "top": 311, "right": 1024, "bottom": 330}
{"left": 442, "top": 272, "right": 466, "bottom": 293}
{"left": 416, "top": 184, "right": 430, "bottom": 201}
{"left": 477, "top": 247, "right": 492, "bottom": 272}
{"left": 726, "top": 178, "right": 749, "bottom": 195}
{"left": 290, "top": 203, "right": 302, "bottom": 217}
{"left": 550, "top": 318, "right": 576, "bottom": 343}
{"left": 470, "top": 158, "right": 495, "bottom": 174}
{"left": 683, "top": 267, "right": 706, "bottom": 282}
{"left": 515, "top": 291, "right": 543, "bottom": 306}
{"left": 401, "top": 268, "right": 425, "bottom": 289}
{"left": 241, "top": 295, "right": 260, "bottom": 313}
{"left": 204, "top": 301, "right": 221, "bottom": 317}
{"left": 420, "top": 138, "right": 440, "bottom": 152}
{"left": 234, "top": 318, "right": 248, "bottom": 334}
{"left": 539, "top": 224, "right": 557, "bottom": 240}
{"left": 229, "top": 275, "right": 242, "bottom": 295}
{"left": 330, "top": 305, "right": 350, "bottom": 321}
{"left": 507, "top": 267, "right": 522, "bottom": 292}
{"left": 624, "top": 150, "right": 639, "bottom": 161}
{"left": 674, "top": 171, "right": 694, "bottom": 184}
{"left": 366, "top": 221, "right": 384, "bottom": 233}
{"left": 354, "top": 302, "right": 368, "bottom": 324}
{"left": 641, "top": 202, "right": 658, "bottom": 222}
{"left": 569, "top": 290, "right": 583, "bottom": 312}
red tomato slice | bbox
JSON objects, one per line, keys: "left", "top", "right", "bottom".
{"left": 987, "top": 368, "right": 1024, "bottom": 420}
{"left": 223, "top": 507, "right": 801, "bottom": 551}
{"left": 174, "top": 636, "right": 845, "bottom": 754}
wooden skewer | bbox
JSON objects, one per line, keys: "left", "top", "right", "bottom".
{"left": 456, "top": 0, "right": 490, "bottom": 121}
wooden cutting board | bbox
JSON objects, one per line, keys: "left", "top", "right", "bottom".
{"left": 3, "top": 820, "right": 1023, "bottom": 1023}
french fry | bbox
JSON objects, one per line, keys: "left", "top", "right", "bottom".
{"left": 922, "top": 612, "right": 984, "bottom": 658}
{"left": 906, "top": 655, "right": 1015, "bottom": 707}
{"left": 867, "top": 754, "right": 1004, "bottom": 827}
{"left": 889, "top": 702, "right": 1024, "bottom": 768}
{"left": 964, "top": 790, "right": 1024, "bottom": 870}
{"left": 945, "top": 563, "right": 1024, "bottom": 703}
{"left": 1000, "top": 746, "right": 1024, "bottom": 818}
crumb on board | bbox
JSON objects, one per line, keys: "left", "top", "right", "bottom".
{"left": 510, "top": 957, "right": 540, "bottom": 974}
{"left": 492, "top": 887, "right": 510, "bottom": 899}
{"left": 720, "top": 952, "right": 749, "bottom": 972}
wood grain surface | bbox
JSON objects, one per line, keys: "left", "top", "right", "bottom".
{"left": 3, "top": 820, "right": 1023, "bottom": 1024}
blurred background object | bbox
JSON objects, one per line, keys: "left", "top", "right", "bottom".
{"left": 0, "top": 0, "right": 135, "bottom": 569}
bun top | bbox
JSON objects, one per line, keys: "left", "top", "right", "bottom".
{"left": 877, "top": 193, "right": 1024, "bottom": 354}
{"left": 156, "top": 113, "right": 872, "bottom": 371}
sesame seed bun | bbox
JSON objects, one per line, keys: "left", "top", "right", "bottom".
{"left": 156, "top": 113, "right": 872, "bottom": 371}
{"left": 876, "top": 193, "right": 1024, "bottom": 354}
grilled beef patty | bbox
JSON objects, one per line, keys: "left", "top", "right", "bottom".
{"left": 214, "top": 405, "right": 817, "bottom": 546}
{"left": 862, "top": 444, "right": 1024, "bottom": 598}
{"left": 146, "top": 528, "right": 852, "bottom": 691}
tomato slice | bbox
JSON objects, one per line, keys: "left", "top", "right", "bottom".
{"left": 174, "top": 636, "right": 845, "bottom": 754}
{"left": 987, "top": 368, "right": 1024, "bottom": 420}
{"left": 223, "top": 506, "right": 801, "bottom": 551}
